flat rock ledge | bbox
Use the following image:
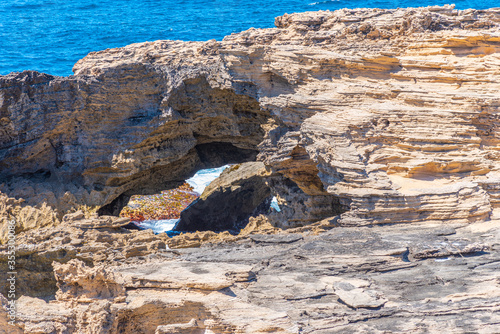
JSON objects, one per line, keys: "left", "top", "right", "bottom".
{"left": 1, "top": 215, "right": 499, "bottom": 333}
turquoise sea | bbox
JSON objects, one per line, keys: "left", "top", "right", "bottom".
{"left": 0, "top": 0, "right": 497, "bottom": 77}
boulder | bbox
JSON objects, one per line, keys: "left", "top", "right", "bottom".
{"left": 174, "top": 162, "right": 272, "bottom": 232}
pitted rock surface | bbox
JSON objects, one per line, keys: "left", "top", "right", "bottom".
{"left": 1, "top": 6, "right": 500, "bottom": 235}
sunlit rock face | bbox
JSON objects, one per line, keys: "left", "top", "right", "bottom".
{"left": 2, "top": 6, "right": 500, "bottom": 334}
{"left": 1, "top": 5, "right": 500, "bottom": 230}
{"left": 0, "top": 67, "right": 268, "bottom": 219}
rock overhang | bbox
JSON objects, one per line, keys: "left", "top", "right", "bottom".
{"left": 0, "top": 5, "right": 499, "bottom": 235}
{"left": 2, "top": 6, "right": 500, "bottom": 333}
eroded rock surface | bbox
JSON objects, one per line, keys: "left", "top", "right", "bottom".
{"left": 4, "top": 213, "right": 499, "bottom": 333}
{"left": 0, "top": 211, "right": 168, "bottom": 298}
{"left": 1, "top": 5, "right": 500, "bottom": 334}
{"left": 0, "top": 192, "right": 59, "bottom": 244}
{"left": 1, "top": 6, "right": 500, "bottom": 231}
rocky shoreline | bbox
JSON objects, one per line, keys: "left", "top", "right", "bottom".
{"left": 2, "top": 212, "right": 499, "bottom": 333}
{"left": 1, "top": 5, "right": 500, "bottom": 333}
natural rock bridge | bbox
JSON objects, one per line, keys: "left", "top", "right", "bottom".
{"left": 1, "top": 6, "right": 500, "bottom": 237}
{"left": 1, "top": 6, "right": 500, "bottom": 333}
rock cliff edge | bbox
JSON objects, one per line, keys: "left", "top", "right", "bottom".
{"left": 1, "top": 5, "right": 500, "bottom": 233}
{"left": 1, "top": 5, "right": 500, "bottom": 333}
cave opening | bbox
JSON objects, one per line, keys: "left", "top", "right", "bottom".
{"left": 97, "top": 141, "right": 260, "bottom": 217}
{"left": 100, "top": 139, "right": 350, "bottom": 236}
{"left": 119, "top": 165, "right": 231, "bottom": 234}
{"left": 118, "top": 162, "right": 278, "bottom": 236}
{"left": 94, "top": 138, "right": 276, "bottom": 235}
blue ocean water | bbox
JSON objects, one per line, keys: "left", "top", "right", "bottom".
{"left": 186, "top": 165, "right": 229, "bottom": 195}
{"left": 0, "top": 0, "right": 497, "bottom": 77}
{"left": 129, "top": 165, "right": 281, "bottom": 234}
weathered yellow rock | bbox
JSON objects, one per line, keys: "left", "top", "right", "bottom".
{"left": 1, "top": 5, "right": 500, "bottom": 230}
{"left": 0, "top": 192, "right": 59, "bottom": 244}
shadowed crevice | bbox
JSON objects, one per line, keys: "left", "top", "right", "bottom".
{"left": 98, "top": 142, "right": 260, "bottom": 217}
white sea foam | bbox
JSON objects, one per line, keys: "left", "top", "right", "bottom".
{"left": 270, "top": 196, "right": 281, "bottom": 212}
{"left": 186, "top": 165, "right": 230, "bottom": 195}
{"left": 136, "top": 165, "right": 231, "bottom": 234}
{"left": 136, "top": 219, "right": 179, "bottom": 234}
{"left": 309, "top": 0, "right": 339, "bottom": 5}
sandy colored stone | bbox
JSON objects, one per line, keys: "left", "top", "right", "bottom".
{"left": 333, "top": 282, "right": 387, "bottom": 309}
{"left": 0, "top": 6, "right": 499, "bottom": 230}
{"left": 0, "top": 294, "right": 22, "bottom": 334}
{"left": 7, "top": 217, "right": 500, "bottom": 333}
{"left": 0, "top": 191, "right": 59, "bottom": 244}
{"left": 2, "top": 6, "right": 500, "bottom": 334}
{"left": 53, "top": 259, "right": 126, "bottom": 301}
{"left": 0, "top": 214, "right": 169, "bottom": 298}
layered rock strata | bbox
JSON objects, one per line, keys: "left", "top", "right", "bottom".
{"left": 0, "top": 211, "right": 167, "bottom": 298}
{"left": 2, "top": 6, "right": 500, "bottom": 333}
{"left": 1, "top": 6, "right": 500, "bottom": 232}
{"left": 3, "top": 213, "right": 500, "bottom": 333}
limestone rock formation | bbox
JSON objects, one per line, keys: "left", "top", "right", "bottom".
{"left": 1, "top": 5, "right": 499, "bottom": 231}
{"left": 0, "top": 211, "right": 168, "bottom": 298}
{"left": 4, "top": 214, "right": 500, "bottom": 333}
{"left": 0, "top": 192, "right": 59, "bottom": 244}
{"left": 174, "top": 161, "right": 272, "bottom": 232}
{"left": 2, "top": 5, "right": 500, "bottom": 333}
{"left": 0, "top": 68, "right": 267, "bottom": 220}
